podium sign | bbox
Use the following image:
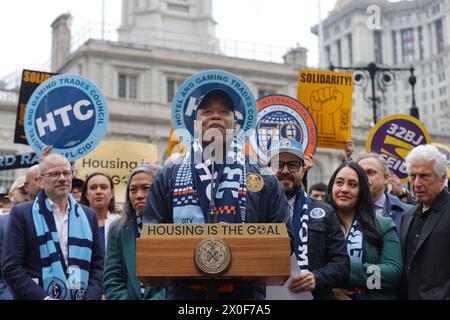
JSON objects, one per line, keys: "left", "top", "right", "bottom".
{"left": 136, "top": 224, "right": 290, "bottom": 285}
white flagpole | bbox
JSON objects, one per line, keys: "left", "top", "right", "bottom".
{"left": 101, "top": 0, "right": 105, "bottom": 40}
{"left": 318, "top": 0, "right": 326, "bottom": 69}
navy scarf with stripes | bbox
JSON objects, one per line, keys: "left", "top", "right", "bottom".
{"left": 292, "top": 189, "right": 312, "bottom": 272}
{"left": 172, "top": 139, "right": 247, "bottom": 224}
{"left": 32, "top": 190, "right": 93, "bottom": 300}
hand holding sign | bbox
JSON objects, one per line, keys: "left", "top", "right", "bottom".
{"left": 303, "top": 154, "right": 315, "bottom": 173}
{"left": 387, "top": 173, "right": 404, "bottom": 197}
{"left": 40, "top": 145, "right": 53, "bottom": 161}
{"left": 344, "top": 140, "right": 354, "bottom": 161}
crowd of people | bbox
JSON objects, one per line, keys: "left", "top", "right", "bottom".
{"left": 0, "top": 88, "right": 449, "bottom": 300}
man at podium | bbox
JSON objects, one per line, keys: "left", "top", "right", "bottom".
{"left": 144, "top": 87, "right": 293, "bottom": 299}
{"left": 267, "top": 139, "right": 349, "bottom": 300}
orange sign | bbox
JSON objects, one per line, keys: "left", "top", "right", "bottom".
{"left": 297, "top": 69, "right": 353, "bottom": 149}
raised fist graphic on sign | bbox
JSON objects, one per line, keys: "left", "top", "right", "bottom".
{"left": 309, "top": 87, "right": 344, "bottom": 136}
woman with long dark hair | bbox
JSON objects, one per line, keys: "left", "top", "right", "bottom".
{"left": 80, "top": 172, "right": 121, "bottom": 253}
{"left": 326, "top": 161, "right": 402, "bottom": 300}
{"left": 103, "top": 164, "right": 164, "bottom": 300}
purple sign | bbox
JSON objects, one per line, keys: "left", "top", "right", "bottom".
{"left": 366, "top": 115, "right": 430, "bottom": 182}
{"left": 432, "top": 143, "right": 450, "bottom": 178}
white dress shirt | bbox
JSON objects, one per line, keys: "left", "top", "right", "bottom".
{"left": 48, "top": 199, "right": 69, "bottom": 266}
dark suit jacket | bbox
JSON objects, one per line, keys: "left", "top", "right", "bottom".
{"left": 400, "top": 189, "right": 450, "bottom": 300}
{"left": 0, "top": 214, "right": 13, "bottom": 300}
{"left": 1, "top": 201, "right": 104, "bottom": 300}
{"left": 384, "top": 193, "right": 412, "bottom": 234}
{"left": 307, "top": 199, "right": 350, "bottom": 300}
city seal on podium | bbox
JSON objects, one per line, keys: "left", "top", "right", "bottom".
{"left": 246, "top": 172, "right": 264, "bottom": 193}
{"left": 195, "top": 238, "right": 231, "bottom": 275}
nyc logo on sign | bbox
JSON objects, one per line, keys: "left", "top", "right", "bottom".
{"left": 250, "top": 95, "right": 317, "bottom": 163}
{"left": 25, "top": 74, "right": 108, "bottom": 161}
{"left": 366, "top": 115, "right": 430, "bottom": 182}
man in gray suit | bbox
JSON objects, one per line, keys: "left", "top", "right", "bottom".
{"left": 401, "top": 144, "right": 450, "bottom": 300}
{"left": 356, "top": 153, "right": 412, "bottom": 234}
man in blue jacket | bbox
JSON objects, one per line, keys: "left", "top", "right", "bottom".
{"left": 356, "top": 153, "right": 412, "bottom": 234}
{"left": 1, "top": 176, "right": 36, "bottom": 300}
{"left": 2, "top": 153, "right": 103, "bottom": 300}
{"left": 266, "top": 139, "right": 349, "bottom": 300}
{"left": 0, "top": 214, "right": 13, "bottom": 300}
{"left": 144, "top": 88, "right": 292, "bottom": 300}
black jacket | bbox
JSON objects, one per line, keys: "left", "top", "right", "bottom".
{"left": 400, "top": 189, "right": 450, "bottom": 300}
{"left": 305, "top": 199, "right": 350, "bottom": 299}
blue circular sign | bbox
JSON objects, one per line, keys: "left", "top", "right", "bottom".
{"left": 250, "top": 95, "right": 317, "bottom": 163}
{"left": 171, "top": 70, "right": 257, "bottom": 146}
{"left": 25, "top": 74, "right": 108, "bottom": 161}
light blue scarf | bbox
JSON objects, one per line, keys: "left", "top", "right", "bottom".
{"left": 32, "top": 190, "right": 93, "bottom": 300}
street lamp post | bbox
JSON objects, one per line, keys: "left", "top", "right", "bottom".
{"left": 329, "top": 62, "right": 418, "bottom": 124}
{"left": 409, "top": 66, "right": 419, "bottom": 119}
{"left": 367, "top": 62, "right": 379, "bottom": 124}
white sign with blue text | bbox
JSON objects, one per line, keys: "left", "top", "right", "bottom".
{"left": 24, "top": 74, "right": 108, "bottom": 161}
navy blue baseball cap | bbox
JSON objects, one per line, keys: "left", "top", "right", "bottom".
{"left": 197, "top": 88, "right": 235, "bottom": 111}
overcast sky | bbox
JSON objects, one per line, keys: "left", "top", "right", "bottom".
{"left": 0, "top": 0, "right": 337, "bottom": 80}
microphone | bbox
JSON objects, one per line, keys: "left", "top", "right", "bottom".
{"left": 206, "top": 158, "right": 219, "bottom": 300}
{"left": 207, "top": 159, "right": 217, "bottom": 223}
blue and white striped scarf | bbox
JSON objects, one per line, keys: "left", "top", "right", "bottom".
{"left": 172, "top": 139, "right": 247, "bottom": 224}
{"left": 292, "top": 189, "right": 312, "bottom": 272}
{"left": 32, "top": 190, "right": 93, "bottom": 300}
{"left": 346, "top": 217, "right": 364, "bottom": 264}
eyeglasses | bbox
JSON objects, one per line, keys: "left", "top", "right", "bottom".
{"left": 41, "top": 170, "right": 73, "bottom": 178}
{"left": 271, "top": 161, "right": 303, "bottom": 173}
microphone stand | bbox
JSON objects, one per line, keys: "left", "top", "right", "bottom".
{"left": 206, "top": 159, "right": 219, "bottom": 299}
{"left": 208, "top": 159, "right": 217, "bottom": 224}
